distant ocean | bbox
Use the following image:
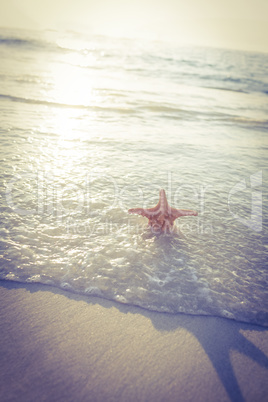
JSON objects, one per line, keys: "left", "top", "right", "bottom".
{"left": 0, "top": 27, "right": 267, "bottom": 326}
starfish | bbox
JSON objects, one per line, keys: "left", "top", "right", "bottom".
{"left": 128, "top": 189, "right": 198, "bottom": 233}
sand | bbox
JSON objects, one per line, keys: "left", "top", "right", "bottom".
{"left": 0, "top": 280, "right": 267, "bottom": 402}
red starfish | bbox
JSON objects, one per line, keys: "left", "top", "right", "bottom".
{"left": 128, "top": 189, "right": 198, "bottom": 233}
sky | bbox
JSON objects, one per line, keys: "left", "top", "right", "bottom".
{"left": 1, "top": 0, "right": 268, "bottom": 52}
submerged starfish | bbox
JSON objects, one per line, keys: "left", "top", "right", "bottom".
{"left": 128, "top": 189, "right": 198, "bottom": 233}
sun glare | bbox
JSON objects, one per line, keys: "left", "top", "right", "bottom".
{"left": 41, "top": 50, "right": 100, "bottom": 141}
{"left": 50, "top": 63, "right": 94, "bottom": 107}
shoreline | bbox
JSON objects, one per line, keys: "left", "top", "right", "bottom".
{"left": 2, "top": 278, "right": 266, "bottom": 328}
{"left": 0, "top": 280, "right": 268, "bottom": 402}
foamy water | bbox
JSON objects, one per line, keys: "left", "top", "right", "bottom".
{"left": 0, "top": 28, "right": 267, "bottom": 326}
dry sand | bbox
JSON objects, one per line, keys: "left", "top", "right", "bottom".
{"left": 0, "top": 280, "right": 267, "bottom": 402}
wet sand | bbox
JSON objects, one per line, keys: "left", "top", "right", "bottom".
{"left": 0, "top": 280, "right": 268, "bottom": 402}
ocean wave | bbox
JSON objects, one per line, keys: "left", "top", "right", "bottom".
{"left": 0, "top": 93, "right": 86, "bottom": 108}
{"left": 0, "top": 93, "right": 137, "bottom": 115}
{"left": 0, "top": 93, "right": 189, "bottom": 116}
{"left": 1, "top": 93, "right": 267, "bottom": 131}
{"left": 200, "top": 76, "right": 268, "bottom": 96}
{"left": 0, "top": 37, "right": 37, "bottom": 48}
{"left": 203, "top": 85, "right": 247, "bottom": 94}
{"left": 0, "top": 34, "right": 62, "bottom": 53}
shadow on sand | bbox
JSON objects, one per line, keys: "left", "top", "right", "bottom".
{"left": 1, "top": 279, "right": 268, "bottom": 402}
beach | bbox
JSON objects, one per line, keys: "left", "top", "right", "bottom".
{"left": 0, "top": 280, "right": 267, "bottom": 402}
{"left": 0, "top": 21, "right": 268, "bottom": 402}
{"left": 1, "top": 28, "right": 268, "bottom": 327}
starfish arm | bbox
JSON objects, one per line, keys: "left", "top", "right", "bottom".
{"left": 128, "top": 208, "right": 147, "bottom": 217}
{"left": 171, "top": 207, "right": 198, "bottom": 219}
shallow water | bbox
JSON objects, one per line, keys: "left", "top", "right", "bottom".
{"left": 0, "top": 28, "right": 267, "bottom": 326}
